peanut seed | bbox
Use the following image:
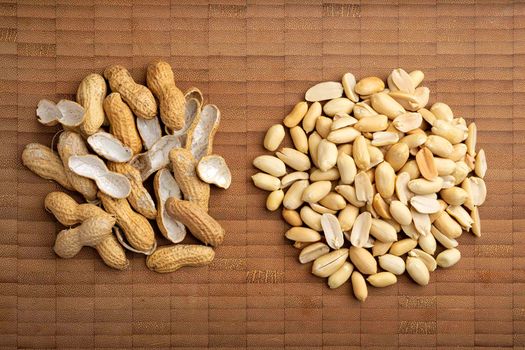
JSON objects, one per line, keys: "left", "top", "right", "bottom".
{"left": 436, "top": 248, "right": 461, "bottom": 268}
{"left": 312, "top": 248, "right": 349, "bottom": 277}
{"left": 328, "top": 262, "right": 354, "bottom": 289}
{"left": 349, "top": 246, "right": 377, "bottom": 275}
{"left": 299, "top": 242, "right": 330, "bottom": 264}
{"left": 283, "top": 101, "right": 308, "bottom": 128}
{"left": 367, "top": 272, "right": 397, "bottom": 288}
{"left": 302, "top": 101, "right": 322, "bottom": 132}
{"left": 264, "top": 124, "right": 285, "bottom": 151}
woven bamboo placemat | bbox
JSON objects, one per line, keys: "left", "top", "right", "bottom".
{"left": 1, "top": 1, "right": 523, "bottom": 348}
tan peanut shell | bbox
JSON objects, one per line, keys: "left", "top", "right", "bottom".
{"left": 185, "top": 104, "right": 221, "bottom": 162}
{"left": 54, "top": 214, "right": 115, "bottom": 258}
{"left": 44, "top": 191, "right": 108, "bottom": 226}
{"left": 103, "top": 92, "right": 142, "bottom": 154}
{"left": 107, "top": 162, "right": 157, "bottom": 219}
{"left": 57, "top": 131, "right": 98, "bottom": 201}
{"left": 22, "top": 143, "right": 74, "bottom": 190}
{"left": 77, "top": 73, "right": 107, "bottom": 136}
{"left": 95, "top": 234, "right": 129, "bottom": 270}
{"left": 166, "top": 198, "right": 225, "bottom": 247}
{"left": 103, "top": 64, "right": 157, "bottom": 119}
{"left": 146, "top": 245, "right": 215, "bottom": 273}
{"left": 98, "top": 192, "right": 156, "bottom": 253}
{"left": 170, "top": 148, "right": 210, "bottom": 210}
{"left": 147, "top": 60, "right": 185, "bottom": 131}
{"left": 153, "top": 168, "right": 186, "bottom": 243}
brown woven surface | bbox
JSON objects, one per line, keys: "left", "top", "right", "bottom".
{"left": 1, "top": 0, "right": 523, "bottom": 348}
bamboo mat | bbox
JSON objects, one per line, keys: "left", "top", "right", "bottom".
{"left": 1, "top": 0, "right": 523, "bottom": 348}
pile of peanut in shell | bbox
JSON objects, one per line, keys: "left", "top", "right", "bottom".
{"left": 252, "top": 69, "right": 487, "bottom": 302}
{"left": 22, "top": 60, "right": 232, "bottom": 273}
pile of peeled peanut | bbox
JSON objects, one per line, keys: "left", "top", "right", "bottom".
{"left": 22, "top": 60, "right": 231, "bottom": 273}
{"left": 252, "top": 69, "right": 487, "bottom": 301}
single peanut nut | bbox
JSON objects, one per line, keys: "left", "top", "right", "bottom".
{"left": 103, "top": 92, "right": 143, "bottom": 155}
{"left": 418, "top": 230, "right": 437, "bottom": 255}
{"left": 436, "top": 248, "right": 461, "bottom": 268}
{"left": 355, "top": 77, "right": 384, "bottom": 96}
{"left": 99, "top": 192, "right": 156, "bottom": 253}
{"left": 327, "top": 127, "right": 360, "bottom": 144}
{"left": 302, "top": 101, "right": 322, "bottom": 132}
{"left": 425, "top": 135, "right": 454, "bottom": 158}
{"left": 433, "top": 211, "right": 463, "bottom": 239}
{"left": 370, "top": 218, "right": 398, "bottom": 243}
{"left": 77, "top": 73, "right": 107, "bottom": 136}
{"left": 308, "top": 132, "right": 322, "bottom": 168}
{"left": 300, "top": 206, "right": 322, "bottom": 231}
{"left": 353, "top": 135, "right": 370, "bottom": 170}
{"left": 389, "top": 238, "right": 418, "bottom": 256}
{"left": 146, "top": 60, "right": 185, "bottom": 130}
{"left": 327, "top": 261, "right": 353, "bottom": 289}
{"left": 385, "top": 142, "right": 409, "bottom": 171}
{"left": 104, "top": 64, "right": 157, "bottom": 119}
{"left": 315, "top": 116, "right": 332, "bottom": 138}
{"left": 408, "top": 177, "right": 443, "bottom": 195}
{"left": 290, "top": 126, "right": 308, "bottom": 153}
{"left": 282, "top": 208, "right": 302, "bottom": 226}
{"left": 388, "top": 68, "right": 415, "bottom": 93}
{"left": 432, "top": 120, "right": 465, "bottom": 145}
{"left": 389, "top": 200, "right": 412, "bottom": 226}
{"left": 446, "top": 205, "right": 473, "bottom": 230}
{"left": 283, "top": 101, "right": 308, "bottom": 127}
{"left": 302, "top": 181, "right": 331, "bottom": 203}
{"left": 416, "top": 147, "right": 438, "bottom": 180}
{"left": 310, "top": 168, "right": 340, "bottom": 182}
{"left": 378, "top": 254, "right": 405, "bottom": 275}
{"left": 312, "top": 248, "right": 349, "bottom": 277}
{"left": 350, "top": 212, "right": 372, "bottom": 248}
{"left": 276, "top": 147, "right": 311, "bottom": 171}
{"left": 349, "top": 246, "right": 377, "bottom": 275}
{"left": 338, "top": 204, "right": 359, "bottom": 231}
{"left": 281, "top": 171, "right": 309, "bottom": 188}
{"left": 57, "top": 131, "right": 98, "bottom": 201}
{"left": 351, "top": 271, "right": 368, "bottom": 302}
{"left": 285, "top": 227, "right": 322, "bottom": 243}
{"left": 367, "top": 272, "right": 397, "bottom": 288}
{"left": 22, "top": 143, "right": 74, "bottom": 191}
{"left": 430, "top": 102, "right": 453, "bottom": 122}
{"left": 471, "top": 206, "right": 481, "bottom": 237}
{"left": 342, "top": 72, "right": 359, "bottom": 102}
{"left": 166, "top": 197, "right": 225, "bottom": 247}
{"left": 253, "top": 155, "right": 287, "bottom": 177}
{"left": 319, "top": 192, "right": 346, "bottom": 211}
{"left": 354, "top": 171, "right": 374, "bottom": 204}
{"left": 375, "top": 162, "right": 396, "bottom": 199}
{"left": 323, "top": 98, "right": 354, "bottom": 117}
{"left": 372, "top": 193, "right": 391, "bottom": 220}
{"left": 370, "top": 93, "right": 406, "bottom": 118}
{"left": 440, "top": 187, "right": 468, "bottom": 206}
{"left": 283, "top": 179, "right": 309, "bottom": 210}
{"left": 317, "top": 139, "right": 338, "bottom": 172}
{"left": 266, "top": 189, "right": 284, "bottom": 211}
{"left": 54, "top": 214, "right": 115, "bottom": 259}
{"left": 355, "top": 115, "right": 389, "bottom": 132}
{"left": 406, "top": 256, "right": 430, "bottom": 286}
{"left": 146, "top": 245, "right": 215, "bottom": 273}
{"left": 264, "top": 124, "right": 285, "bottom": 151}
{"left": 372, "top": 241, "right": 393, "bottom": 257}
{"left": 305, "top": 81, "right": 343, "bottom": 102}
{"left": 299, "top": 242, "right": 330, "bottom": 264}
